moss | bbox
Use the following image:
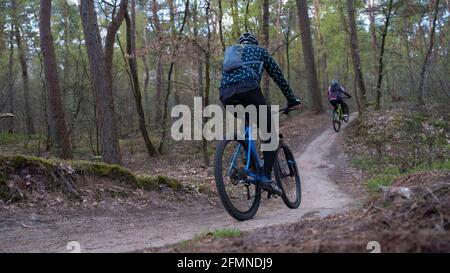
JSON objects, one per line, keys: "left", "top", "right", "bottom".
{"left": 0, "top": 155, "right": 182, "bottom": 202}
{"left": 138, "top": 175, "right": 182, "bottom": 191}
{"left": 0, "top": 155, "right": 55, "bottom": 171}
{"left": 74, "top": 161, "right": 136, "bottom": 183}
{"left": 209, "top": 228, "right": 241, "bottom": 239}
{"left": 137, "top": 176, "right": 159, "bottom": 190}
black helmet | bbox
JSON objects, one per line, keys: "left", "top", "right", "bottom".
{"left": 331, "top": 79, "right": 339, "bottom": 86}
{"left": 238, "top": 32, "right": 258, "bottom": 45}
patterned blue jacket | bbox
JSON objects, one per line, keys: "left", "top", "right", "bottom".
{"left": 220, "top": 44, "right": 297, "bottom": 103}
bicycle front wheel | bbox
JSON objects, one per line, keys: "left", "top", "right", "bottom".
{"left": 214, "top": 139, "right": 261, "bottom": 221}
{"left": 274, "top": 143, "right": 301, "bottom": 209}
{"left": 343, "top": 104, "right": 350, "bottom": 123}
{"left": 333, "top": 111, "right": 341, "bottom": 132}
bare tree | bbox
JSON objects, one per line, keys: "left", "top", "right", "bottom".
{"left": 338, "top": 1, "right": 361, "bottom": 114}
{"left": 375, "top": 0, "right": 394, "bottom": 110}
{"left": 12, "top": 0, "right": 35, "bottom": 134}
{"left": 296, "top": 0, "right": 322, "bottom": 112}
{"left": 7, "top": 24, "right": 15, "bottom": 133}
{"left": 418, "top": 0, "right": 440, "bottom": 105}
{"left": 124, "top": 0, "right": 158, "bottom": 157}
{"left": 203, "top": 0, "right": 212, "bottom": 166}
{"left": 368, "top": 0, "right": 379, "bottom": 82}
{"left": 80, "top": 0, "right": 123, "bottom": 164}
{"left": 39, "top": 0, "right": 73, "bottom": 159}
{"left": 150, "top": 0, "right": 164, "bottom": 122}
{"left": 313, "top": 0, "right": 329, "bottom": 105}
{"left": 159, "top": 0, "right": 190, "bottom": 153}
{"left": 218, "top": 0, "right": 226, "bottom": 53}
{"left": 347, "top": 0, "right": 368, "bottom": 108}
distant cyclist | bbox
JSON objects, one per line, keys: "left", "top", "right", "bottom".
{"left": 219, "top": 32, "right": 301, "bottom": 196}
{"left": 328, "top": 80, "right": 351, "bottom": 118}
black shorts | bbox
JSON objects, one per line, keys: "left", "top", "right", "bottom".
{"left": 220, "top": 82, "right": 271, "bottom": 131}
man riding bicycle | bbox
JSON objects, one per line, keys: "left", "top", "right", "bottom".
{"left": 219, "top": 32, "right": 301, "bottom": 196}
{"left": 328, "top": 79, "right": 351, "bottom": 119}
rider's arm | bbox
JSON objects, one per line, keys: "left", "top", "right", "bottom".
{"left": 262, "top": 48, "right": 299, "bottom": 104}
{"left": 340, "top": 86, "right": 352, "bottom": 98}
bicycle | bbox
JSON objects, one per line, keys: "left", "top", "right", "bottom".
{"left": 332, "top": 98, "right": 350, "bottom": 133}
{"left": 214, "top": 106, "right": 301, "bottom": 221}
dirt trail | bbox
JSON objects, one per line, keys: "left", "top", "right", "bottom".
{"left": 0, "top": 122, "right": 354, "bottom": 253}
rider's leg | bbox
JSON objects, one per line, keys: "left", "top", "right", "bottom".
{"left": 342, "top": 102, "right": 349, "bottom": 116}
{"left": 238, "top": 88, "right": 275, "bottom": 179}
{"left": 220, "top": 86, "right": 281, "bottom": 195}
{"left": 330, "top": 100, "right": 338, "bottom": 112}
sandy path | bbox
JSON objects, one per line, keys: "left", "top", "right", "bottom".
{"left": 0, "top": 122, "right": 354, "bottom": 253}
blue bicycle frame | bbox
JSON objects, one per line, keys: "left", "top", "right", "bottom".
{"left": 229, "top": 126, "right": 263, "bottom": 185}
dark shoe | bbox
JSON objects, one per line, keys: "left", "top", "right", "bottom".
{"left": 260, "top": 177, "right": 283, "bottom": 196}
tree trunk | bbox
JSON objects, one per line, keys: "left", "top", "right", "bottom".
{"left": 104, "top": 0, "right": 128, "bottom": 96}
{"left": 124, "top": 2, "right": 158, "bottom": 157}
{"left": 313, "top": 0, "right": 329, "bottom": 106}
{"left": 12, "top": 0, "right": 35, "bottom": 135}
{"left": 40, "top": 0, "right": 73, "bottom": 159}
{"left": 218, "top": 0, "right": 226, "bottom": 53}
{"left": 0, "top": 2, "right": 5, "bottom": 53}
{"left": 375, "top": 0, "right": 394, "bottom": 110}
{"left": 296, "top": 0, "right": 322, "bottom": 112}
{"left": 7, "top": 26, "right": 15, "bottom": 133}
{"left": 159, "top": 0, "right": 190, "bottom": 153}
{"left": 231, "top": 0, "right": 240, "bottom": 40}
{"left": 80, "top": 0, "right": 122, "bottom": 164}
{"left": 244, "top": 0, "right": 251, "bottom": 32}
{"left": 347, "top": 0, "right": 368, "bottom": 108}
{"left": 262, "top": 0, "right": 271, "bottom": 103}
{"left": 401, "top": 16, "right": 416, "bottom": 95}
{"left": 151, "top": 0, "right": 164, "bottom": 123}
{"left": 368, "top": 0, "right": 379, "bottom": 87}
{"left": 142, "top": 26, "right": 151, "bottom": 110}
{"left": 285, "top": 9, "right": 294, "bottom": 83}
{"left": 202, "top": 0, "right": 212, "bottom": 166}
{"left": 418, "top": 0, "right": 440, "bottom": 105}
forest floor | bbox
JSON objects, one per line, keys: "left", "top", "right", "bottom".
{"left": 0, "top": 111, "right": 359, "bottom": 253}
{"left": 1, "top": 106, "right": 449, "bottom": 253}
{"left": 151, "top": 104, "right": 450, "bottom": 253}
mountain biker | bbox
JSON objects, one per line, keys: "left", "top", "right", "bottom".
{"left": 219, "top": 32, "right": 301, "bottom": 196}
{"left": 328, "top": 80, "right": 351, "bottom": 118}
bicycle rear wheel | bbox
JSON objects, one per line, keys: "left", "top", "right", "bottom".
{"left": 214, "top": 139, "right": 261, "bottom": 221}
{"left": 333, "top": 111, "right": 341, "bottom": 132}
{"left": 274, "top": 143, "right": 301, "bottom": 209}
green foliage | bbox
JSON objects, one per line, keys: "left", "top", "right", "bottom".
{"left": 74, "top": 161, "right": 136, "bottom": 182}
{"left": 209, "top": 228, "right": 241, "bottom": 239}
{"left": 138, "top": 175, "right": 182, "bottom": 191}
{"left": 0, "top": 133, "right": 28, "bottom": 145}
{"left": 364, "top": 159, "right": 450, "bottom": 193}
{"left": 353, "top": 107, "right": 450, "bottom": 174}
{"left": 349, "top": 105, "right": 450, "bottom": 193}
{"left": 177, "top": 227, "right": 241, "bottom": 250}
